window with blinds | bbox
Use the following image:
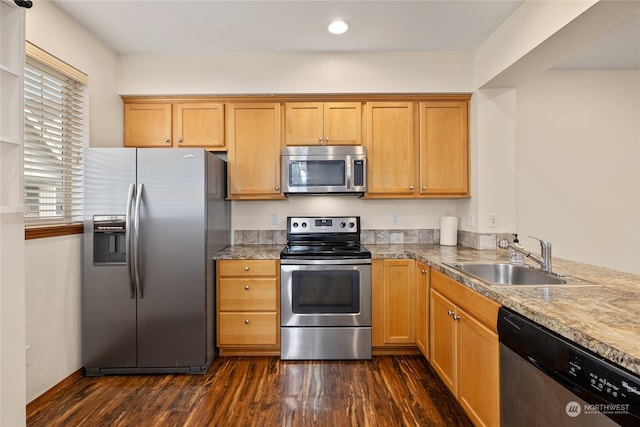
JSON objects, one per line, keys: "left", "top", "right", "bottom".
{"left": 23, "top": 43, "right": 87, "bottom": 225}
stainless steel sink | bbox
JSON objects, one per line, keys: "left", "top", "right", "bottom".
{"left": 443, "top": 262, "right": 594, "bottom": 286}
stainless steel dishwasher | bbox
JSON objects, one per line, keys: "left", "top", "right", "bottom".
{"left": 498, "top": 307, "right": 640, "bottom": 427}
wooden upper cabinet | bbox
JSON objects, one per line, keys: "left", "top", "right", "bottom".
{"left": 172, "top": 102, "right": 224, "bottom": 148}
{"left": 419, "top": 100, "right": 469, "bottom": 197}
{"left": 124, "top": 99, "right": 225, "bottom": 149}
{"left": 124, "top": 103, "right": 172, "bottom": 147}
{"left": 226, "top": 103, "right": 284, "bottom": 199}
{"left": 285, "top": 102, "right": 362, "bottom": 145}
{"left": 364, "top": 102, "right": 416, "bottom": 196}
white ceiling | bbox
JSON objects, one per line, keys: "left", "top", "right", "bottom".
{"left": 49, "top": 0, "right": 640, "bottom": 70}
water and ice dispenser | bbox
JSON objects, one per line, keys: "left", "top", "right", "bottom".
{"left": 93, "top": 215, "right": 127, "bottom": 264}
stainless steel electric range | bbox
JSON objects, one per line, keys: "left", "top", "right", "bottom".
{"left": 280, "top": 216, "right": 372, "bottom": 360}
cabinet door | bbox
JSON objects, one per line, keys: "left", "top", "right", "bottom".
{"left": 285, "top": 102, "right": 323, "bottom": 145}
{"left": 430, "top": 289, "right": 457, "bottom": 394}
{"left": 419, "top": 101, "right": 469, "bottom": 196}
{"left": 415, "top": 262, "right": 429, "bottom": 359}
{"left": 365, "top": 102, "right": 416, "bottom": 196}
{"left": 124, "top": 103, "right": 172, "bottom": 147}
{"left": 381, "top": 259, "right": 416, "bottom": 344}
{"left": 173, "top": 103, "right": 224, "bottom": 148}
{"left": 323, "top": 102, "right": 362, "bottom": 145}
{"left": 458, "top": 308, "right": 500, "bottom": 427}
{"left": 226, "top": 103, "right": 283, "bottom": 199}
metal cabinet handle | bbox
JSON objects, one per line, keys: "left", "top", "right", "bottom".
{"left": 164, "top": 138, "right": 170, "bottom": 143}
{"left": 275, "top": 186, "right": 280, "bottom": 192}
{"left": 326, "top": 137, "right": 330, "bottom": 143}
{"left": 447, "top": 310, "right": 455, "bottom": 316}
{"left": 409, "top": 185, "right": 414, "bottom": 190}
{"left": 244, "top": 266, "right": 250, "bottom": 271}
{"left": 421, "top": 269, "right": 427, "bottom": 274}
{"left": 244, "top": 319, "right": 250, "bottom": 325}
{"left": 244, "top": 285, "right": 250, "bottom": 290}
{"left": 177, "top": 138, "right": 182, "bottom": 143}
{"left": 318, "top": 137, "right": 323, "bottom": 143}
{"left": 422, "top": 186, "right": 426, "bottom": 190}
{"left": 453, "top": 314, "right": 461, "bottom": 321}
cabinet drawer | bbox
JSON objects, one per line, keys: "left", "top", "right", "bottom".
{"left": 431, "top": 270, "right": 499, "bottom": 332}
{"left": 218, "top": 260, "right": 277, "bottom": 277}
{"left": 218, "top": 313, "right": 279, "bottom": 346}
{"left": 218, "top": 278, "right": 278, "bottom": 311}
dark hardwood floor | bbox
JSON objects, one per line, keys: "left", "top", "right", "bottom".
{"left": 26, "top": 355, "right": 473, "bottom": 427}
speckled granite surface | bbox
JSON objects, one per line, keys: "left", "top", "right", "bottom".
{"left": 214, "top": 243, "right": 640, "bottom": 376}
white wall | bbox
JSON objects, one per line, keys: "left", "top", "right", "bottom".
{"left": 24, "top": 235, "right": 82, "bottom": 401}
{"left": 516, "top": 70, "right": 640, "bottom": 273}
{"left": 24, "top": 1, "right": 120, "bottom": 403}
{"left": 26, "top": 1, "right": 122, "bottom": 148}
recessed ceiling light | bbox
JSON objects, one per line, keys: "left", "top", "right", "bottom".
{"left": 328, "top": 20, "right": 350, "bottom": 35}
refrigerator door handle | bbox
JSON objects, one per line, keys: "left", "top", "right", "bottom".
{"left": 134, "top": 183, "right": 144, "bottom": 299}
{"left": 125, "top": 183, "right": 135, "bottom": 299}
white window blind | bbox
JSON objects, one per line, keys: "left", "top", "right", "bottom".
{"left": 24, "top": 43, "right": 87, "bottom": 225}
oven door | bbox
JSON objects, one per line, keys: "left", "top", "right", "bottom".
{"left": 280, "top": 260, "right": 371, "bottom": 327}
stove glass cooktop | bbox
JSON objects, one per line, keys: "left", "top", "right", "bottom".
{"left": 280, "top": 242, "right": 371, "bottom": 259}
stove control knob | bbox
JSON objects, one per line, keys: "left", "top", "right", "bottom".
{"left": 348, "top": 222, "right": 355, "bottom": 228}
{"left": 292, "top": 222, "right": 299, "bottom": 228}
{"left": 301, "top": 222, "right": 307, "bottom": 228}
{"left": 340, "top": 222, "right": 346, "bottom": 228}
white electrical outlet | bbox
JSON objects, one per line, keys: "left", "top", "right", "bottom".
{"left": 489, "top": 214, "right": 498, "bottom": 228}
{"left": 392, "top": 215, "right": 400, "bottom": 225}
{"left": 271, "top": 213, "right": 279, "bottom": 226}
{"left": 466, "top": 213, "right": 475, "bottom": 227}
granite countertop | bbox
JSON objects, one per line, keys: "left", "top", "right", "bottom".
{"left": 214, "top": 243, "right": 640, "bottom": 376}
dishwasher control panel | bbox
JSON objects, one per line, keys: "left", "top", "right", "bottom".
{"left": 560, "top": 347, "right": 640, "bottom": 415}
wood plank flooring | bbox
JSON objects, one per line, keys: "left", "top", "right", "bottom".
{"left": 27, "top": 355, "right": 473, "bottom": 427}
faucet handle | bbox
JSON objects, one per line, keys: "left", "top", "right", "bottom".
{"left": 529, "top": 236, "right": 551, "bottom": 248}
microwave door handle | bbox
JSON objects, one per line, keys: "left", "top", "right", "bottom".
{"left": 346, "top": 155, "right": 352, "bottom": 190}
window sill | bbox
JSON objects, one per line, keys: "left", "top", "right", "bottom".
{"left": 25, "top": 223, "right": 83, "bottom": 240}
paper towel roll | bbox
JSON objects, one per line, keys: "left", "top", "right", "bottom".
{"left": 440, "top": 216, "right": 458, "bottom": 246}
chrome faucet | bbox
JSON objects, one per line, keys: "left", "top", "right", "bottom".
{"left": 498, "top": 236, "right": 553, "bottom": 274}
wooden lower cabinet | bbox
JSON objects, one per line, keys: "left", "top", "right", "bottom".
{"left": 415, "top": 262, "right": 430, "bottom": 359}
{"left": 430, "top": 270, "right": 500, "bottom": 427}
{"left": 216, "top": 259, "right": 280, "bottom": 355}
{"left": 372, "top": 259, "right": 417, "bottom": 354}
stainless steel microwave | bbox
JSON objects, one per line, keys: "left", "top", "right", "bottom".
{"left": 282, "top": 146, "right": 366, "bottom": 195}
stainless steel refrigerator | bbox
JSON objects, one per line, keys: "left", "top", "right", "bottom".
{"left": 82, "top": 148, "right": 230, "bottom": 375}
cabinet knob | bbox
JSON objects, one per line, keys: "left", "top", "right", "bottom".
{"left": 409, "top": 185, "right": 414, "bottom": 190}
{"left": 275, "top": 186, "right": 280, "bottom": 192}
{"left": 453, "top": 314, "right": 461, "bottom": 321}
{"left": 244, "top": 285, "right": 250, "bottom": 290}
{"left": 244, "top": 266, "right": 250, "bottom": 271}
{"left": 177, "top": 138, "right": 182, "bottom": 143}
{"left": 244, "top": 319, "right": 250, "bottom": 325}
{"left": 421, "top": 269, "right": 427, "bottom": 274}
{"left": 447, "top": 310, "right": 455, "bottom": 317}
{"left": 318, "top": 137, "right": 323, "bottom": 143}
{"left": 325, "top": 137, "right": 330, "bottom": 143}
{"left": 164, "top": 138, "right": 170, "bottom": 143}
{"left": 422, "top": 186, "right": 426, "bottom": 190}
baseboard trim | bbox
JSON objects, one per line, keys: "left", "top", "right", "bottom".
{"left": 26, "top": 369, "right": 84, "bottom": 415}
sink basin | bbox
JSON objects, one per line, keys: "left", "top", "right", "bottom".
{"left": 444, "top": 262, "right": 579, "bottom": 286}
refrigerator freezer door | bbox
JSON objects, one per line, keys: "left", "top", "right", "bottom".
{"left": 136, "top": 149, "right": 207, "bottom": 368}
{"left": 83, "top": 148, "right": 137, "bottom": 370}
